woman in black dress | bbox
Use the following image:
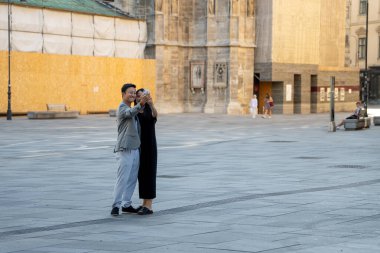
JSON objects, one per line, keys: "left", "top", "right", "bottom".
{"left": 135, "top": 88, "right": 158, "bottom": 215}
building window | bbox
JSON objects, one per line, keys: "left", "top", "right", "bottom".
{"left": 359, "top": 0, "right": 367, "bottom": 15}
{"left": 358, "top": 38, "right": 366, "bottom": 59}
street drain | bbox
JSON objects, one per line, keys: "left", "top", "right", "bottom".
{"left": 329, "top": 165, "right": 368, "bottom": 169}
{"left": 295, "top": 156, "right": 324, "bottom": 159}
{"left": 157, "top": 175, "right": 184, "bottom": 178}
{"left": 268, "top": 141, "right": 297, "bottom": 143}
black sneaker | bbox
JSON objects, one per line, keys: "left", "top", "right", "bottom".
{"left": 137, "top": 206, "right": 153, "bottom": 215}
{"left": 121, "top": 205, "right": 141, "bottom": 213}
{"left": 110, "top": 207, "right": 119, "bottom": 216}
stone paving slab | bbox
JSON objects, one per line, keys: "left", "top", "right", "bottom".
{"left": 0, "top": 112, "right": 380, "bottom": 252}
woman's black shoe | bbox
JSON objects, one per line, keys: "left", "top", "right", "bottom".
{"left": 121, "top": 205, "right": 141, "bottom": 213}
{"left": 137, "top": 207, "right": 153, "bottom": 215}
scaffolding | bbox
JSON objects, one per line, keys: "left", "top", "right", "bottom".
{"left": 98, "top": 0, "right": 147, "bottom": 19}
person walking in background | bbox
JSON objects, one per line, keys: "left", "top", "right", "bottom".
{"left": 262, "top": 93, "right": 271, "bottom": 118}
{"left": 250, "top": 94, "right": 258, "bottom": 118}
{"left": 135, "top": 88, "right": 158, "bottom": 215}
{"left": 111, "top": 83, "right": 147, "bottom": 216}
{"left": 268, "top": 94, "right": 274, "bottom": 118}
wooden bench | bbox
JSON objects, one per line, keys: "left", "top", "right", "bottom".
{"left": 46, "top": 104, "right": 68, "bottom": 111}
{"left": 27, "top": 104, "right": 79, "bottom": 119}
{"left": 344, "top": 109, "right": 365, "bottom": 130}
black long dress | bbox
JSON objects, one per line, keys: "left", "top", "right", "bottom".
{"left": 137, "top": 104, "right": 157, "bottom": 199}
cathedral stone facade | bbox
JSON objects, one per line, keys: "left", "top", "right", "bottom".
{"left": 145, "top": 0, "right": 256, "bottom": 114}
{"left": 113, "top": 0, "right": 359, "bottom": 115}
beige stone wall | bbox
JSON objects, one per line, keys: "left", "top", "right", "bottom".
{"left": 271, "top": 0, "right": 345, "bottom": 68}
{"left": 271, "top": 63, "right": 318, "bottom": 114}
{"left": 313, "top": 67, "right": 360, "bottom": 113}
{"left": 319, "top": 0, "right": 346, "bottom": 68}
{"left": 291, "top": 0, "right": 355, "bottom": 112}
{"left": 267, "top": 64, "right": 359, "bottom": 114}
{"left": 272, "top": 0, "right": 321, "bottom": 65}
{"left": 255, "top": 0, "right": 359, "bottom": 115}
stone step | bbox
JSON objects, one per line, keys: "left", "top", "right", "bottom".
{"left": 374, "top": 116, "right": 380, "bottom": 126}
{"left": 344, "top": 118, "right": 365, "bottom": 130}
{"left": 109, "top": 109, "right": 116, "bottom": 117}
{"left": 27, "top": 111, "right": 79, "bottom": 119}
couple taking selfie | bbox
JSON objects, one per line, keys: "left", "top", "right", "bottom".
{"left": 110, "top": 83, "right": 158, "bottom": 216}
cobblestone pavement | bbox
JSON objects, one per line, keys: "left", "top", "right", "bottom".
{"left": 0, "top": 111, "right": 379, "bottom": 253}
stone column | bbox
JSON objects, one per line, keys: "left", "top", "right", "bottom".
{"left": 226, "top": 13, "right": 244, "bottom": 115}
{"left": 146, "top": 0, "right": 185, "bottom": 113}
{"left": 204, "top": 9, "right": 217, "bottom": 113}
{"left": 226, "top": 47, "right": 242, "bottom": 114}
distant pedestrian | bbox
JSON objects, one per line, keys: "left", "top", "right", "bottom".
{"left": 110, "top": 83, "right": 148, "bottom": 216}
{"left": 268, "top": 94, "right": 274, "bottom": 118}
{"left": 262, "top": 93, "right": 271, "bottom": 118}
{"left": 250, "top": 94, "right": 258, "bottom": 118}
{"left": 135, "top": 88, "right": 158, "bottom": 215}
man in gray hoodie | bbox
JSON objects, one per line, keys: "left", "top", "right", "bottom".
{"left": 111, "top": 83, "right": 147, "bottom": 216}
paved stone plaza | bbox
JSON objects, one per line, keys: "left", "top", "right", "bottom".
{"left": 0, "top": 111, "right": 380, "bottom": 253}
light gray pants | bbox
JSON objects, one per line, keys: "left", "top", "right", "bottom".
{"left": 112, "top": 149, "right": 140, "bottom": 208}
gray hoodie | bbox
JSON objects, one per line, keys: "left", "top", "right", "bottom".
{"left": 114, "top": 102, "right": 143, "bottom": 152}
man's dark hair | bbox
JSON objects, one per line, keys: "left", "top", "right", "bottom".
{"left": 121, "top": 83, "right": 136, "bottom": 93}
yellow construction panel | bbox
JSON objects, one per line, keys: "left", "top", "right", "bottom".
{"left": 0, "top": 51, "right": 156, "bottom": 114}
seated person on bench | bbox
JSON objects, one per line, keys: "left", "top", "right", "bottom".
{"left": 336, "top": 101, "right": 363, "bottom": 129}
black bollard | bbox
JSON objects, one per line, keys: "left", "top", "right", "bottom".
{"left": 329, "top": 76, "right": 336, "bottom": 132}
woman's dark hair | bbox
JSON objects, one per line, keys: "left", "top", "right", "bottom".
{"left": 134, "top": 88, "right": 145, "bottom": 105}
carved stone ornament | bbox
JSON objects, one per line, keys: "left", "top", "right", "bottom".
{"left": 208, "top": 0, "right": 215, "bottom": 15}
{"left": 171, "top": 0, "right": 178, "bottom": 15}
{"left": 190, "top": 61, "right": 205, "bottom": 94}
{"left": 355, "top": 27, "right": 366, "bottom": 36}
{"left": 214, "top": 62, "right": 228, "bottom": 88}
{"left": 247, "top": 0, "right": 254, "bottom": 17}
{"left": 156, "top": 0, "right": 163, "bottom": 12}
{"left": 231, "top": 0, "right": 239, "bottom": 16}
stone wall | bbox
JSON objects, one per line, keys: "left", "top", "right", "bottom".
{"left": 314, "top": 68, "right": 360, "bottom": 113}
{"left": 126, "top": 0, "right": 358, "bottom": 115}
{"left": 145, "top": 0, "right": 255, "bottom": 114}
{"left": 254, "top": 0, "right": 359, "bottom": 115}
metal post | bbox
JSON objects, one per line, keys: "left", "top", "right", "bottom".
{"left": 329, "top": 76, "right": 336, "bottom": 132}
{"left": 365, "top": 1, "right": 368, "bottom": 71}
{"left": 364, "top": 0, "right": 369, "bottom": 116}
{"left": 6, "top": 0, "right": 12, "bottom": 120}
